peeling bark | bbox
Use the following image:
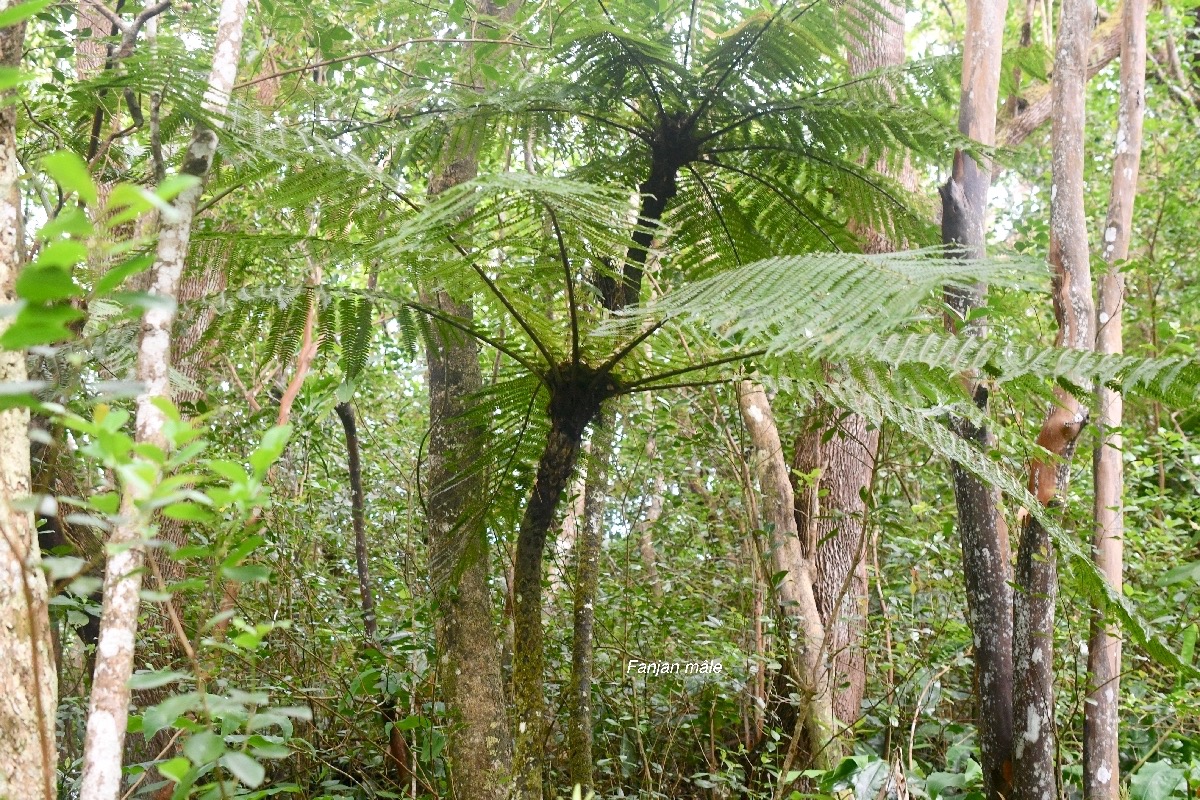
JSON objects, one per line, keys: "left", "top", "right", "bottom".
{"left": 1, "top": 16, "right": 58, "bottom": 800}
{"left": 1013, "top": 0, "right": 1096, "bottom": 797}
{"left": 78, "top": 1, "right": 250, "bottom": 796}
{"left": 1086, "top": 0, "right": 1145, "bottom": 793}
{"left": 939, "top": 0, "right": 1014, "bottom": 792}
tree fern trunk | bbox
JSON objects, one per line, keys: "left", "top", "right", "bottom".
{"left": 1085, "top": 0, "right": 1144, "bottom": 793}
{"left": 513, "top": 415, "right": 593, "bottom": 799}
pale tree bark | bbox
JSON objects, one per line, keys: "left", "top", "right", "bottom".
{"left": 421, "top": 6, "right": 518, "bottom": 798}
{"left": 549, "top": 454, "right": 586, "bottom": 598}
{"left": 1012, "top": 0, "right": 1095, "bottom": 797}
{"left": 787, "top": 0, "right": 905, "bottom": 728}
{"left": 566, "top": 411, "right": 612, "bottom": 794}
{"left": 78, "top": 1, "right": 250, "bottom": 796}
{"left": 1, "top": 16, "right": 58, "bottom": 800}
{"left": 1085, "top": 0, "right": 1145, "bottom": 793}
{"left": 636, "top": 432, "right": 665, "bottom": 600}
{"left": 738, "top": 382, "right": 837, "bottom": 772}
{"left": 938, "top": 0, "right": 1012, "bottom": 792}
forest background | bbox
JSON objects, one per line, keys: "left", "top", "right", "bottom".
{"left": 1, "top": 0, "right": 1200, "bottom": 796}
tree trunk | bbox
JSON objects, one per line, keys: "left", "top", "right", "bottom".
{"left": 512, "top": 409, "right": 596, "bottom": 799}
{"left": 78, "top": 1, "right": 250, "bottom": 796}
{"left": 738, "top": 381, "right": 837, "bottom": 771}
{"left": 0, "top": 16, "right": 58, "bottom": 800}
{"left": 792, "top": 412, "right": 877, "bottom": 725}
{"left": 1013, "top": 1, "right": 1095, "bottom": 797}
{"left": 636, "top": 431, "right": 665, "bottom": 600}
{"left": 567, "top": 409, "right": 613, "bottom": 793}
{"left": 1086, "top": 0, "right": 1145, "bottom": 793}
{"left": 420, "top": 6, "right": 520, "bottom": 797}
{"left": 424, "top": 285, "right": 514, "bottom": 800}
{"left": 939, "top": 0, "right": 1013, "bottom": 792}
{"left": 786, "top": 0, "right": 905, "bottom": 728}
{"left": 336, "top": 402, "right": 378, "bottom": 640}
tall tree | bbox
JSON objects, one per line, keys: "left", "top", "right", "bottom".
{"left": 1012, "top": 0, "right": 1095, "bottom": 796}
{"left": 1086, "top": 0, "right": 1146, "bottom": 793}
{"left": 939, "top": 0, "right": 1012, "bottom": 791}
{"left": 0, "top": 11, "right": 58, "bottom": 800}
{"left": 420, "top": 4, "right": 518, "bottom": 798}
{"left": 78, "top": 0, "right": 250, "bottom": 794}
{"left": 791, "top": 0, "right": 909, "bottom": 726}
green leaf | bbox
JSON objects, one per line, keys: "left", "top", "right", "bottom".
{"left": 1130, "top": 762, "right": 1186, "bottom": 800}
{"left": 162, "top": 502, "right": 216, "bottom": 523}
{"left": 184, "top": 731, "right": 227, "bottom": 764}
{"left": 1159, "top": 560, "right": 1200, "bottom": 586}
{"left": 221, "top": 752, "right": 266, "bottom": 788}
{"left": 157, "top": 757, "right": 192, "bottom": 783}
{"left": 128, "top": 669, "right": 190, "bottom": 690}
{"left": 95, "top": 255, "right": 154, "bottom": 296}
{"left": 249, "top": 424, "right": 292, "bottom": 477}
{"left": 222, "top": 535, "right": 265, "bottom": 568}
{"left": 0, "top": 0, "right": 54, "bottom": 27}
{"left": 221, "top": 564, "right": 271, "bottom": 583}
{"left": 42, "top": 151, "right": 98, "bottom": 206}
{"left": 143, "top": 692, "right": 201, "bottom": 739}
{"left": 41, "top": 555, "right": 86, "bottom": 581}
{"left": 0, "top": 304, "right": 85, "bottom": 348}
{"left": 16, "top": 265, "right": 80, "bottom": 302}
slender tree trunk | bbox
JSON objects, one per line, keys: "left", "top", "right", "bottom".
{"left": 939, "top": 0, "right": 1012, "bottom": 793}
{"left": 550, "top": 465, "right": 586, "bottom": 597}
{"left": 738, "top": 381, "right": 837, "bottom": 771}
{"left": 421, "top": 6, "right": 519, "bottom": 797}
{"left": 1012, "top": 1, "right": 1095, "bottom": 797}
{"left": 0, "top": 16, "right": 58, "bottom": 800}
{"left": 336, "top": 402, "right": 378, "bottom": 640}
{"left": 636, "top": 432, "right": 665, "bottom": 600}
{"left": 567, "top": 410, "right": 612, "bottom": 793}
{"left": 78, "top": 1, "right": 249, "bottom": 796}
{"left": 1086, "top": 0, "right": 1145, "bottom": 793}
